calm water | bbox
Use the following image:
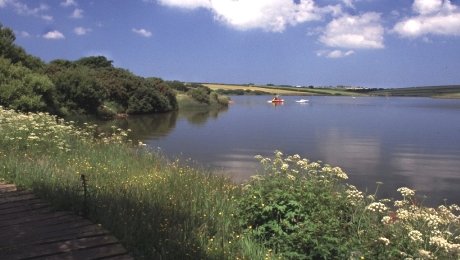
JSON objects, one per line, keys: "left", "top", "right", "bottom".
{"left": 103, "top": 96, "right": 460, "bottom": 206}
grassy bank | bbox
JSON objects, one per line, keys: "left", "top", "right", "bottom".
{"left": 1, "top": 107, "right": 459, "bottom": 259}
{"left": 0, "top": 106, "right": 262, "bottom": 259}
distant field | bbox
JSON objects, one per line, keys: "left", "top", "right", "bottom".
{"left": 368, "top": 85, "right": 460, "bottom": 98}
{"left": 203, "top": 83, "right": 360, "bottom": 96}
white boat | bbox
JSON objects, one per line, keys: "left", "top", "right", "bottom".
{"left": 295, "top": 99, "right": 309, "bottom": 103}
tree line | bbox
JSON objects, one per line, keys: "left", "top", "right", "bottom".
{"left": 1, "top": 23, "right": 224, "bottom": 119}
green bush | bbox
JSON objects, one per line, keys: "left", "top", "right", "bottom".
{"left": 0, "top": 57, "right": 55, "bottom": 112}
{"left": 188, "top": 87, "right": 210, "bottom": 104}
{"left": 238, "top": 151, "right": 353, "bottom": 259}
{"left": 238, "top": 152, "right": 460, "bottom": 259}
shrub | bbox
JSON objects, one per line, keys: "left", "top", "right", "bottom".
{"left": 238, "top": 151, "right": 353, "bottom": 259}
{"left": 238, "top": 151, "right": 460, "bottom": 259}
{"left": 188, "top": 87, "right": 210, "bottom": 104}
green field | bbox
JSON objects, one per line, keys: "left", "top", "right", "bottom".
{"left": 203, "top": 83, "right": 362, "bottom": 96}
{"left": 204, "top": 83, "right": 460, "bottom": 99}
{"left": 368, "top": 85, "right": 460, "bottom": 98}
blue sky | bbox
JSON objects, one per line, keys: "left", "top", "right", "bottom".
{"left": 1, "top": 0, "right": 460, "bottom": 88}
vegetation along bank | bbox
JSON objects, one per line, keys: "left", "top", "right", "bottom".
{"left": 0, "top": 23, "right": 228, "bottom": 120}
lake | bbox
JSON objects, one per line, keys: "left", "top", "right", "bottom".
{"left": 102, "top": 96, "right": 460, "bottom": 206}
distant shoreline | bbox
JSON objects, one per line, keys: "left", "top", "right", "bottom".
{"left": 203, "top": 83, "right": 460, "bottom": 99}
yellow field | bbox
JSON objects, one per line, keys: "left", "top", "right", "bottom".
{"left": 203, "top": 84, "right": 313, "bottom": 95}
{"left": 203, "top": 83, "right": 361, "bottom": 96}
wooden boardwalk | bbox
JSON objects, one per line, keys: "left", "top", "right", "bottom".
{"left": 0, "top": 182, "right": 133, "bottom": 260}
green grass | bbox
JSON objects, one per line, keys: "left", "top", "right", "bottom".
{"left": 369, "top": 85, "right": 460, "bottom": 98}
{"left": 0, "top": 107, "right": 267, "bottom": 259}
{"left": 1, "top": 106, "right": 459, "bottom": 259}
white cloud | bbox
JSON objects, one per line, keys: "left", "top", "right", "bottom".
{"left": 18, "top": 30, "right": 30, "bottom": 37}
{"left": 413, "top": 0, "right": 443, "bottom": 15}
{"left": 74, "top": 27, "right": 91, "bottom": 35}
{"left": 341, "top": 0, "right": 355, "bottom": 9}
{"left": 158, "top": 0, "right": 321, "bottom": 32}
{"left": 1, "top": 1, "right": 49, "bottom": 16}
{"left": 393, "top": 0, "right": 460, "bottom": 37}
{"left": 61, "top": 0, "right": 77, "bottom": 7}
{"left": 132, "top": 28, "right": 152, "bottom": 37}
{"left": 71, "top": 8, "right": 84, "bottom": 18}
{"left": 41, "top": 14, "right": 53, "bottom": 21}
{"left": 43, "top": 30, "right": 65, "bottom": 40}
{"left": 317, "top": 49, "right": 355, "bottom": 58}
{"left": 320, "top": 12, "right": 384, "bottom": 49}
{"left": 158, "top": 0, "right": 210, "bottom": 9}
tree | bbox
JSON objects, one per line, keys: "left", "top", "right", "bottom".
{"left": 75, "top": 56, "right": 113, "bottom": 69}
{"left": 0, "top": 23, "right": 44, "bottom": 71}
{"left": 50, "top": 66, "right": 103, "bottom": 114}
{"left": 0, "top": 57, "right": 55, "bottom": 112}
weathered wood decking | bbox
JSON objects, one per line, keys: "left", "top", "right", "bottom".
{"left": 0, "top": 182, "right": 133, "bottom": 260}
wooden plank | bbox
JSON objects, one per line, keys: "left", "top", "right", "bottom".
{"left": 0, "top": 202, "right": 50, "bottom": 216}
{"left": 0, "top": 193, "right": 36, "bottom": 204}
{"left": 0, "top": 235, "right": 121, "bottom": 259}
{"left": 0, "top": 182, "right": 133, "bottom": 259}
{"left": 0, "top": 183, "right": 17, "bottom": 192}
{"left": 0, "top": 223, "right": 107, "bottom": 247}
{"left": 0, "top": 190, "right": 33, "bottom": 199}
{"left": 0, "top": 198, "right": 43, "bottom": 210}
{"left": 36, "top": 243, "right": 131, "bottom": 260}
{"left": 0, "top": 210, "right": 73, "bottom": 227}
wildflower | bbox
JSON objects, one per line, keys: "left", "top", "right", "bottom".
{"left": 430, "top": 236, "right": 452, "bottom": 252}
{"left": 330, "top": 166, "right": 348, "bottom": 179}
{"left": 381, "top": 216, "right": 392, "bottom": 225}
{"left": 287, "top": 174, "right": 296, "bottom": 180}
{"left": 281, "top": 163, "right": 289, "bottom": 171}
{"left": 378, "top": 237, "right": 390, "bottom": 246}
{"left": 417, "top": 249, "right": 434, "bottom": 259}
{"left": 449, "top": 204, "right": 460, "bottom": 212}
{"left": 396, "top": 209, "right": 411, "bottom": 220}
{"left": 397, "top": 187, "right": 415, "bottom": 197}
{"left": 346, "top": 185, "right": 364, "bottom": 205}
{"left": 408, "top": 230, "right": 423, "bottom": 243}
{"left": 367, "top": 202, "right": 388, "bottom": 213}
{"left": 394, "top": 200, "right": 408, "bottom": 208}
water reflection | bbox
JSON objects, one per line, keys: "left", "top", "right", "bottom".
{"left": 74, "top": 96, "right": 460, "bottom": 206}
{"left": 180, "top": 106, "right": 229, "bottom": 126}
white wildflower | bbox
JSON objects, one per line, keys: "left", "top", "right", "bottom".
{"left": 381, "top": 216, "right": 392, "bottom": 225}
{"left": 408, "top": 230, "right": 423, "bottom": 243}
{"left": 397, "top": 187, "right": 415, "bottom": 197}
{"left": 367, "top": 202, "right": 388, "bottom": 213}
{"left": 378, "top": 237, "right": 390, "bottom": 246}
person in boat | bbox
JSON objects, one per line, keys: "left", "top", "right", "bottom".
{"left": 272, "top": 95, "right": 282, "bottom": 102}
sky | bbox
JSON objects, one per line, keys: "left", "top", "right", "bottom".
{"left": 1, "top": 0, "right": 460, "bottom": 88}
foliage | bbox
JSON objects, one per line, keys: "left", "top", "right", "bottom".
{"left": 239, "top": 152, "right": 460, "bottom": 259}
{"left": 0, "top": 24, "right": 178, "bottom": 118}
{"left": 0, "top": 57, "right": 55, "bottom": 112}
{"left": 48, "top": 65, "right": 103, "bottom": 114}
{"left": 0, "top": 23, "right": 45, "bottom": 71}
{"left": 239, "top": 152, "right": 353, "bottom": 259}
{"left": 188, "top": 86, "right": 211, "bottom": 104}
{"left": 127, "top": 86, "right": 172, "bottom": 114}
{"left": 75, "top": 56, "right": 114, "bottom": 69}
